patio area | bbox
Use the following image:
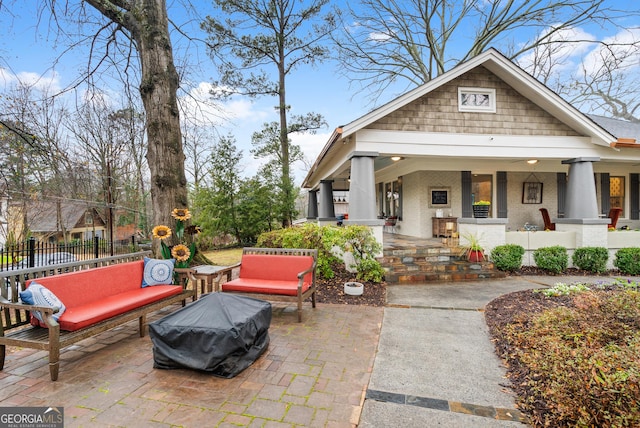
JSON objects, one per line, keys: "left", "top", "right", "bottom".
{"left": 0, "top": 302, "right": 383, "bottom": 427}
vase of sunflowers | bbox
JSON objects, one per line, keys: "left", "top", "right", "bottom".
{"left": 152, "top": 208, "right": 200, "bottom": 268}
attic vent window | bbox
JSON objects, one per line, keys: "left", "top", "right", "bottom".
{"left": 85, "top": 212, "right": 93, "bottom": 225}
{"left": 458, "top": 87, "right": 496, "bottom": 113}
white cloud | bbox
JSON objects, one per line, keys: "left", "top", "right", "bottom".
{"left": 178, "top": 81, "right": 224, "bottom": 127}
{"left": 519, "top": 24, "right": 640, "bottom": 84}
{"left": 179, "top": 81, "right": 271, "bottom": 128}
{"left": 226, "top": 98, "right": 269, "bottom": 121}
{"left": 0, "top": 67, "right": 17, "bottom": 88}
{"left": 581, "top": 27, "right": 640, "bottom": 77}
{"left": 518, "top": 24, "right": 597, "bottom": 74}
{"left": 369, "top": 31, "right": 392, "bottom": 42}
{"left": 292, "top": 131, "right": 329, "bottom": 162}
{"left": 0, "top": 68, "right": 61, "bottom": 94}
{"left": 290, "top": 131, "right": 331, "bottom": 183}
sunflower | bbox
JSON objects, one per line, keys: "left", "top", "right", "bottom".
{"left": 171, "top": 208, "right": 192, "bottom": 222}
{"left": 171, "top": 244, "right": 191, "bottom": 262}
{"left": 152, "top": 225, "right": 172, "bottom": 240}
{"left": 185, "top": 225, "right": 202, "bottom": 235}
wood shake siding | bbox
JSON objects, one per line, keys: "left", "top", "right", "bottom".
{"left": 366, "top": 66, "right": 582, "bottom": 137}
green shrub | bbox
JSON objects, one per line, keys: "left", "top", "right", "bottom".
{"left": 571, "top": 247, "right": 609, "bottom": 273}
{"left": 614, "top": 247, "right": 640, "bottom": 275}
{"left": 490, "top": 244, "right": 525, "bottom": 271}
{"left": 327, "top": 225, "right": 384, "bottom": 282}
{"left": 533, "top": 246, "right": 568, "bottom": 274}
{"left": 256, "top": 223, "right": 384, "bottom": 282}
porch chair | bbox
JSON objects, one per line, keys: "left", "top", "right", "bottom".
{"left": 607, "top": 207, "right": 622, "bottom": 229}
{"left": 539, "top": 208, "right": 555, "bottom": 231}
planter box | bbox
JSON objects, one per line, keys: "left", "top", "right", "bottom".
{"left": 472, "top": 205, "right": 490, "bottom": 218}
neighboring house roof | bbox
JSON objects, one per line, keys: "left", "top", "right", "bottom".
{"left": 303, "top": 48, "right": 623, "bottom": 188}
{"left": 22, "top": 201, "right": 105, "bottom": 233}
{"left": 587, "top": 114, "right": 640, "bottom": 147}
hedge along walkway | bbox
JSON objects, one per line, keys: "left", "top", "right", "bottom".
{"left": 0, "top": 302, "right": 383, "bottom": 427}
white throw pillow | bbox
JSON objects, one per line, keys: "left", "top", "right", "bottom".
{"left": 142, "top": 257, "right": 176, "bottom": 287}
{"left": 19, "top": 282, "right": 66, "bottom": 323}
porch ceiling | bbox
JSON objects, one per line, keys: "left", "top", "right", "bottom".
{"left": 322, "top": 154, "right": 640, "bottom": 191}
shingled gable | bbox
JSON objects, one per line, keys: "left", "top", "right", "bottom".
{"left": 303, "top": 48, "right": 617, "bottom": 188}
{"left": 343, "top": 48, "right": 615, "bottom": 144}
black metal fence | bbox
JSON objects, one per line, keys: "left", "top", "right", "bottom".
{"left": 0, "top": 236, "right": 148, "bottom": 271}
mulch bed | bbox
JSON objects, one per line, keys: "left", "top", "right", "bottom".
{"left": 315, "top": 265, "right": 387, "bottom": 307}
{"left": 485, "top": 276, "right": 639, "bottom": 427}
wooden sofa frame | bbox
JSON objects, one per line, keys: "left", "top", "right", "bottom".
{"left": 0, "top": 251, "right": 196, "bottom": 381}
{"left": 221, "top": 247, "right": 318, "bottom": 322}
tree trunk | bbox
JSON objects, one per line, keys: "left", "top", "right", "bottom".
{"left": 131, "top": 0, "right": 188, "bottom": 247}
{"left": 278, "top": 54, "right": 291, "bottom": 228}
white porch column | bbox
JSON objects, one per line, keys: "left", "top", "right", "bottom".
{"left": 346, "top": 152, "right": 378, "bottom": 221}
{"left": 556, "top": 157, "right": 609, "bottom": 251}
{"left": 561, "top": 157, "right": 600, "bottom": 219}
{"left": 345, "top": 152, "right": 384, "bottom": 250}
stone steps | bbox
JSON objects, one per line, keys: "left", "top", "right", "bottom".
{"left": 379, "top": 245, "right": 505, "bottom": 284}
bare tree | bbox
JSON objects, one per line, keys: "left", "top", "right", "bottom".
{"left": 68, "top": 95, "right": 131, "bottom": 243}
{"left": 0, "top": 0, "right": 190, "bottom": 238}
{"left": 181, "top": 120, "right": 218, "bottom": 189}
{"left": 201, "top": 0, "right": 335, "bottom": 226}
{"left": 569, "top": 39, "right": 640, "bottom": 122}
{"left": 112, "top": 105, "right": 150, "bottom": 234}
{"left": 0, "top": 82, "right": 77, "bottom": 241}
{"left": 333, "top": 0, "right": 630, "bottom": 103}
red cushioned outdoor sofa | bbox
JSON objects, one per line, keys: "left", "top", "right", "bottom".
{"left": 0, "top": 254, "right": 195, "bottom": 381}
{"left": 221, "top": 247, "right": 318, "bottom": 322}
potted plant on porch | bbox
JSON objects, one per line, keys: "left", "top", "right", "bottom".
{"left": 460, "top": 232, "right": 485, "bottom": 262}
{"left": 472, "top": 200, "right": 491, "bottom": 218}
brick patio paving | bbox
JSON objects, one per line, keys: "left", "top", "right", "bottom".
{"left": 0, "top": 302, "right": 383, "bottom": 427}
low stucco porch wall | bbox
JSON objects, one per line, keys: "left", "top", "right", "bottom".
{"left": 506, "top": 229, "right": 640, "bottom": 269}
{"left": 607, "top": 230, "right": 640, "bottom": 248}
{"left": 506, "top": 231, "right": 576, "bottom": 267}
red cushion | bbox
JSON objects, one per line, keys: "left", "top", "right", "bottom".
{"left": 237, "top": 255, "right": 314, "bottom": 284}
{"left": 26, "top": 261, "right": 145, "bottom": 309}
{"left": 50, "top": 285, "right": 183, "bottom": 331}
{"left": 222, "top": 279, "right": 309, "bottom": 296}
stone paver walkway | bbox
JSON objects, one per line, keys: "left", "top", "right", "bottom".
{"left": 0, "top": 303, "right": 383, "bottom": 428}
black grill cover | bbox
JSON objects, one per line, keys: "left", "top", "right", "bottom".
{"left": 149, "top": 293, "right": 272, "bottom": 378}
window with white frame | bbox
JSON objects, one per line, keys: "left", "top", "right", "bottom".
{"left": 458, "top": 87, "right": 496, "bottom": 113}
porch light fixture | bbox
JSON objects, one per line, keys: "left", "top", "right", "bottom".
{"left": 391, "top": 156, "right": 402, "bottom": 161}
{"left": 527, "top": 159, "right": 538, "bottom": 164}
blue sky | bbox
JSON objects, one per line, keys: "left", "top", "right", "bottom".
{"left": 0, "top": 2, "right": 372, "bottom": 182}
{"left": 1, "top": 1, "right": 639, "bottom": 183}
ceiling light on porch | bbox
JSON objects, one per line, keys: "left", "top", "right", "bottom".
{"left": 391, "top": 156, "right": 402, "bottom": 161}
{"left": 527, "top": 159, "right": 538, "bottom": 164}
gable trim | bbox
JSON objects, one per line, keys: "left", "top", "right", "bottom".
{"left": 341, "top": 48, "right": 615, "bottom": 147}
